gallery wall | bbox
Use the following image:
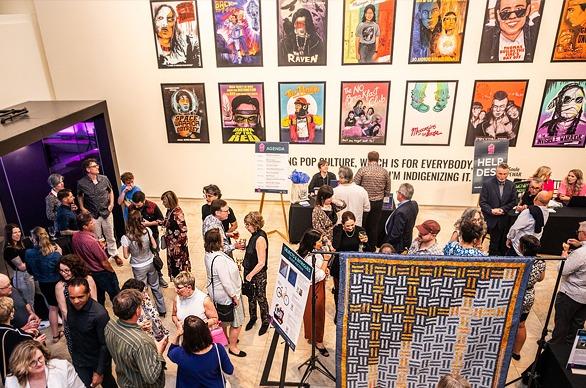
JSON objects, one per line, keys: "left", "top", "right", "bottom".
{"left": 14, "top": 0, "right": 586, "bottom": 205}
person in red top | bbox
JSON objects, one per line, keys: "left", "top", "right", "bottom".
{"left": 72, "top": 213, "right": 120, "bottom": 306}
{"left": 285, "top": 97, "right": 318, "bottom": 143}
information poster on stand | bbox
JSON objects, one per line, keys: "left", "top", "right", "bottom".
{"left": 255, "top": 141, "right": 289, "bottom": 194}
{"left": 472, "top": 139, "right": 509, "bottom": 194}
{"left": 269, "top": 244, "right": 312, "bottom": 351}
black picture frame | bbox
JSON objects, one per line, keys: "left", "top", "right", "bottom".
{"left": 278, "top": 81, "right": 327, "bottom": 145}
{"left": 551, "top": 0, "right": 586, "bottom": 63}
{"left": 160, "top": 83, "right": 210, "bottom": 143}
{"left": 217, "top": 82, "right": 266, "bottom": 144}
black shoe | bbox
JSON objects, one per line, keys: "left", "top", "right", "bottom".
{"left": 316, "top": 346, "right": 329, "bottom": 357}
{"left": 511, "top": 353, "right": 521, "bottom": 361}
{"left": 245, "top": 319, "right": 256, "bottom": 331}
{"left": 228, "top": 349, "right": 247, "bottom": 357}
{"left": 258, "top": 323, "right": 269, "bottom": 336}
{"left": 158, "top": 312, "right": 166, "bottom": 318}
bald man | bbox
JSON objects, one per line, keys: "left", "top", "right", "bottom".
{"left": 0, "top": 274, "right": 40, "bottom": 333}
{"left": 506, "top": 191, "right": 553, "bottom": 256}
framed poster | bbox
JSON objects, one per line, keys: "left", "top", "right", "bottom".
{"left": 218, "top": 82, "right": 266, "bottom": 143}
{"left": 478, "top": 0, "right": 545, "bottom": 63}
{"left": 150, "top": 0, "right": 202, "bottom": 68}
{"left": 160, "top": 83, "right": 209, "bottom": 143}
{"left": 212, "top": 0, "right": 263, "bottom": 67}
{"left": 339, "top": 81, "right": 390, "bottom": 145}
{"left": 341, "top": 0, "right": 397, "bottom": 65}
{"left": 465, "top": 80, "right": 529, "bottom": 147}
{"left": 278, "top": 82, "right": 326, "bottom": 144}
{"left": 408, "top": 0, "right": 469, "bottom": 63}
{"left": 277, "top": 0, "right": 327, "bottom": 66}
{"left": 533, "top": 80, "right": 586, "bottom": 148}
{"left": 401, "top": 81, "right": 457, "bottom": 146}
{"left": 552, "top": 0, "right": 586, "bottom": 62}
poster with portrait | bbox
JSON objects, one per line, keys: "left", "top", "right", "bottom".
{"left": 408, "top": 0, "right": 469, "bottom": 64}
{"left": 218, "top": 82, "right": 266, "bottom": 143}
{"left": 533, "top": 80, "right": 586, "bottom": 148}
{"left": 150, "top": 0, "right": 202, "bottom": 68}
{"left": 401, "top": 81, "right": 457, "bottom": 146}
{"left": 277, "top": 0, "right": 328, "bottom": 66}
{"left": 160, "top": 83, "right": 209, "bottom": 143}
{"left": 339, "top": 81, "right": 390, "bottom": 145}
{"left": 478, "top": 0, "right": 545, "bottom": 63}
{"left": 279, "top": 82, "right": 326, "bottom": 144}
{"left": 342, "top": 0, "right": 397, "bottom": 65}
{"left": 212, "top": 0, "right": 263, "bottom": 67}
{"left": 465, "top": 80, "right": 528, "bottom": 147}
{"left": 552, "top": 0, "right": 586, "bottom": 61}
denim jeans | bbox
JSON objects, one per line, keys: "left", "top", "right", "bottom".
{"left": 92, "top": 270, "right": 120, "bottom": 305}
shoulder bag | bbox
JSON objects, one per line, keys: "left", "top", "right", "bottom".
{"left": 210, "top": 255, "right": 235, "bottom": 323}
{"left": 146, "top": 228, "right": 164, "bottom": 271}
{"left": 215, "top": 343, "right": 231, "bottom": 388}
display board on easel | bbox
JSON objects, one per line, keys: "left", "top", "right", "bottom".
{"left": 255, "top": 141, "right": 290, "bottom": 241}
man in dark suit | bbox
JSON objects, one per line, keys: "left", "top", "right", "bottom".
{"left": 479, "top": 163, "right": 517, "bottom": 255}
{"left": 384, "top": 183, "right": 419, "bottom": 253}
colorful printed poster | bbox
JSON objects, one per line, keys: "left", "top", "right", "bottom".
{"left": 465, "top": 80, "right": 528, "bottom": 147}
{"left": 150, "top": 1, "right": 202, "bottom": 68}
{"left": 552, "top": 0, "right": 586, "bottom": 61}
{"left": 278, "top": 82, "right": 326, "bottom": 144}
{"left": 401, "top": 81, "right": 457, "bottom": 145}
{"left": 408, "top": 0, "right": 469, "bottom": 63}
{"left": 342, "top": 0, "right": 397, "bottom": 64}
{"left": 533, "top": 80, "right": 586, "bottom": 148}
{"left": 160, "top": 83, "right": 209, "bottom": 143}
{"left": 218, "top": 82, "right": 266, "bottom": 143}
{"left": 212, "top": 0, "right": 263, "bottom": 67}
{"left": 478, "top": 0, "right": 545, "bottom": 63}
{"left": 277, "top": 0, "right": 327, "bottom": 66}
{"left": 339, "top": 81, "right": 390, "bottom": 145}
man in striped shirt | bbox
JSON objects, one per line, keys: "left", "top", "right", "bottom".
{"left": 354, "top": 151, "right": 391, "bottom": 250}
{"left": 104, "top": 289, "right": 168, "bottom": 388}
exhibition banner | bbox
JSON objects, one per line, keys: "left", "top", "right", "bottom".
{"left": 552, "top": 0, "right": 586, "bottom": 62}
{"left": 341, "top": 0, "right": 396, "bottom": 65}
{"left": 339, "top": 81, "right": 390, "bottom": 145}
{"left": 465, "top": 80, "right": 529, "bottom": 147}
{"left": 255, "top": 142, "right": 289, "bottom": 194}
{"left": 277, "top": 0, "right": 327, "bottom": 66}
{"left": 532, "top": 80, "right": 586, "bottom": 148}
{"left": 278, "top": 82, "right": 326, "bottom": 144}
{"left": 401, "top": 80, "right": 458, "bottom": 146}
{"left": 218, "top": 82, "right": 266, "bottom": 143}
{"left": 408, "top": 0, "right": 469, "bottom": 64}
{"left": 269, "top": 244, "right": 312, "bottom": 351}
{"left": 471, "top": 138, "right": 509, "bottom": 194}
{"left": 160, "top": 83, "right": 209, "bottom": 143}
{"left": 478, "top": 0, "right": 544, "bottom": 63}
{"left": 336, "top": 253, "right": 531, "bottom": 388}
{"left": 150, "top": 0, "right": 202, "bottom": 68}
{"left": 211, "top": 0, "right": 263, "bottom": 67}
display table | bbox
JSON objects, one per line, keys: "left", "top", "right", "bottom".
{"left": 288, "top": 198, "right": 392, "bottom": 244}
{"left": 508, "top": 207, "right": 586, "bottom": 255}
{"left": 533, "top": 342, "right": 586, "bottom": 388}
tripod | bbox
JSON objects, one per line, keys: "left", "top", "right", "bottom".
{"left": 298, "top": 251, "right": 336, "bottom": 385}
{"left": 505, "top": 257, "right": 566, "bottom": 387}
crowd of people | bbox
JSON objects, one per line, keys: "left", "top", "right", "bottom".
{"left": 1, "top": 152, "right": 585, "bottom": 387}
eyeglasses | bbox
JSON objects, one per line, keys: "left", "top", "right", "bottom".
{"left": 498, "top": 7, "right": 527, "bottom": 20}
{"left": 28, "top": 356, "right": 45, "bottom": 368}
{"left": 59, "top": 268, "right": 71, "bottom": 274}
{"left": 529, "top": 185, "right": 541, "bottom": 190}
{"left": 234, "top": 114, "right": 259, "bottom": 124}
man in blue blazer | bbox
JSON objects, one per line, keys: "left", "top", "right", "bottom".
{"left": 479, "top": 163, "right": 517, "bottom": 255}
{"left": 384, "top": 183, "right": 419, "bottom": 253}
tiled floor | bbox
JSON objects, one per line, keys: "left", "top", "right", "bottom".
{"left": 45, "top": 198, "right": 565, "bottom": 387}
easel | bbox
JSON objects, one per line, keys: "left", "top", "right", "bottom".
{"left": 259, "top": 331, "right": 309, "bottom": 388}
{"left": 259, "top": 192, "right": 289, "bottom": 242}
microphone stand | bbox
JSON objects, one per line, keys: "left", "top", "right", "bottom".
{"left": 298, "top": 250, "right": 336, "bottom": 385}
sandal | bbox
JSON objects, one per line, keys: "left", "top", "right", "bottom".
{"left": 52, "top": 331, "right": 64, "bottom": 343}
{"left": 316, "top": 346, "right": 329, "bottom": 357}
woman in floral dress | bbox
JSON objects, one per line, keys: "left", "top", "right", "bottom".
{"left": 161, "top": 191, "right": 191, "bottom": 279}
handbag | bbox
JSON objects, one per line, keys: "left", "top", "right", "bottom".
{"left": 147, "top": 229, "right": 164, "bottom": 271}
{"left": 210, "top": 326, "right": 228, "bottom": 346}
{"left": 210, "top": 255, "right": 235, "bottom": 322}
{"left": 215, "top": 343, "right": 231, "bottom": 388}
{"left": 242, "top": 280, "right": 255, "bottom": 298}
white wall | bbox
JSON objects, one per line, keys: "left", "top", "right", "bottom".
{"left": 30, "top": 0, "right": 586, "bottom": 205}
{"left": 0, "top": 11, "right": 52, "bottom": 107}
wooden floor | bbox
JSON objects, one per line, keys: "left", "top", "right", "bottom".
{"left": 45, "top": 198, "right": 563, "bottom": 387}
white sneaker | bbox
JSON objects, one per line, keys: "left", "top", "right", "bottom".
{"left": 39, "top": 320, "right": 50, "bottom": 330}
